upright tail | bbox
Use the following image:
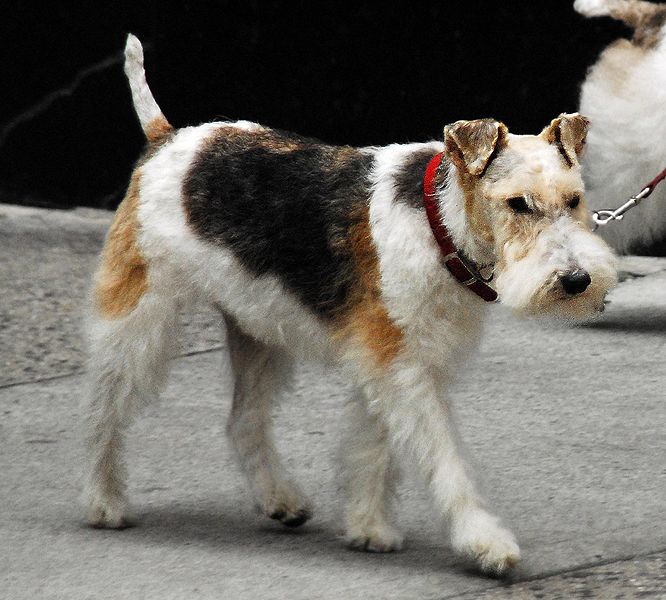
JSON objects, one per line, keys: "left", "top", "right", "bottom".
{"left": 124, "top": 34, "right": 173, "bottom": 144}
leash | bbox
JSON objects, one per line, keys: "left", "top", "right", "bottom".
{"left": 592, "top": 165, "right": 666, "bottom": 230}
{"left": 422, "top": 152, "right": 498, "bottom": 302}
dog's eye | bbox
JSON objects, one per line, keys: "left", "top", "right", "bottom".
{"left": 568, "top": 195, "right": 581, "bottom": 209}
{"left": 507, "top": 196, "right": 532, "bottom": 214}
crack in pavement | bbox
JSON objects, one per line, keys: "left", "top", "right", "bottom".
{"left": 443, "top": 547, "right": 666, "bottom": 599}
{"left": 0, "top": 344, "right": 225, "bottom": 391}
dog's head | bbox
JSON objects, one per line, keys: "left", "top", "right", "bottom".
{"left": 442, "top": 113, "right": 617, "bottom": 319}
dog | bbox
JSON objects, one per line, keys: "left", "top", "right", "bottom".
{"left": 576, "top": 0, "right": 666, "bottom": 253}
{"left": 84, "top": 34, "right": 617, "bottom": 575}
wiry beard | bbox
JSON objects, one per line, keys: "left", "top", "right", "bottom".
{"left": 495, "top": 217, "right": 618, "bottom": 319}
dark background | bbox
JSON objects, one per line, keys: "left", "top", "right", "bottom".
{"left": 1, "top": 1, "right": 628, "bottom": 209}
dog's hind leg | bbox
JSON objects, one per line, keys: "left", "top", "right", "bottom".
{"left": 84, "top": 292, "right": 180, "bottom": 528}
{"left": 343, "top": 392, "right": 403, "bottom": 552}
{"left": 224, "top": 315, "right": 312, "bottom": 528}
{"left": 84, "top": 173, "right": 182, "bottom": 528}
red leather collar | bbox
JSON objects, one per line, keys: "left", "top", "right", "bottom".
{"left": 422, "top": 152, "right": 498, "bottom": 302}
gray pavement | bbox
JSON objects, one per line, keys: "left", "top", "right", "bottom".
{"left": 1, "top": 204, "right": 665, "bottom": 599}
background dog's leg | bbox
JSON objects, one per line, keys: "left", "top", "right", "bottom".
{"left": 363, "top": 366, "right": 520, "bottom": 575}
{"left": 343, "top": 391, "right": 403, "bottom": 552}
{"left": 84, "top": 294, "right": 180, "bottom": 528}
{"left": 224, "top": 316, "right": 312, "bottom": 528}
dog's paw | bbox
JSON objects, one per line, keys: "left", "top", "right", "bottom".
{"left": 451, "top": 509, "right": 520, "bottom": 576}
{"left": 87, "top": 495, "right": 133, "bottom": 529}
{"left": 345, "top": 521, "right": 404, "bottom": 553}
{"left": 262, "top": 483, "right": 313, "bottom": 528}
{"left": 574, "top": 0, "right": 612, "bottom": 18}
{"left": 268, "top": 505, "right": 312, "bottom": 528}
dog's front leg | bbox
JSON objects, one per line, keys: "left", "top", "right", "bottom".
{"left": 362, "top": 364, "right": 520, "bottom": 575}
{"left": 343, "top": 391, "right": 404, "bottom": 552}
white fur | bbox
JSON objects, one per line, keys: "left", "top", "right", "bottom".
{"left": 137, "top": 123, "right": 331, "bottom": 360}
{"left": 84, "top": 129, "right": 616, "bottom": 573}
{"left": 85, "top": 292, "right": 180, "bottom": 527}
{"left": 578, "top": 2, "right": 666, "bottom": 252}
{"left": 369, "top": 143, "right": 485, "bottom": 367}
{"left": 440, "top": 170, "right": 496, "bottom": 265}
{"left": 85, "top": 135, "right": 519, "bottom": 573}
{"left": 497, "top": 216, "right": 618, "bottom": 317}
{"left": 343, "top": 395, "right": 403, "bottom": 552}
{"left": 86, "top": 121, "right": 330, "bottom": 529}
{"left": 574, "top": 0, "right": 614, "bottom": 17}
{"left": 347, "top": 146, "right": 519, "bottom": 572}
{"left": 85, "top": 37, "right": 616, "bottom": 576}
{"left": 225, "top": 316, "right": 312, "bottom": 526}
{"left": 124, "top": 34, "right": 165, "bottom": 133}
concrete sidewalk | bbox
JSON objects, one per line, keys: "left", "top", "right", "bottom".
{"left": 1, "top": 204, "right": 665, "bottom": 599}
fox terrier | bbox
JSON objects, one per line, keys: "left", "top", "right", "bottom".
{"left": 576, "top": 0, "right": 666, "bottom": 253}
{"left": 84, "top": 34, "right": 617, "bottom": 575}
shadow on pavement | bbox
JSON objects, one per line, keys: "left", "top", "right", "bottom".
{"left": 582, "top": 308, "right": 666, "bottom": 333}
{"left": 68, "top": 500, "right": 484, "bottom": 577}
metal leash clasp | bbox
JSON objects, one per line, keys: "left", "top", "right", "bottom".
{"left": 592, "top": 186, "right": 653, "bottom": 230}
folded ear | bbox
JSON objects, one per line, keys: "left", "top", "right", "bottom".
{"left": 443, "top": 119, "right": 508, "bottom": 177}
{"left": 541, "top": 113, "right": 590, "bottom": 166}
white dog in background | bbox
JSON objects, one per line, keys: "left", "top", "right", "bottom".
{"left": 576, "top": 0, "right": 666, "bottom": 253}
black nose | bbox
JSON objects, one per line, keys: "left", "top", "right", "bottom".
{"left": 560, "top": 270, "right": 591, "bottom": 295}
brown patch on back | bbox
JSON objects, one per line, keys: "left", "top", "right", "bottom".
{"left": 334, "top": 206, "right": 404, "bottom": 368}
{"left": 258, "top": 134, "right": 302, "bottom": 153}
{"left": 207, "top": 124, "right": 303, "bottom": 152}
{"left": 94, "top": 170, "right": 148, "bottom": 318}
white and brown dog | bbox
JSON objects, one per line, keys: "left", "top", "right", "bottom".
{"left": 576, "top": 0, "right": 666, "bottom": 252}
{"left": 84, "top": 34, "right": 617, "bottom": 575}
